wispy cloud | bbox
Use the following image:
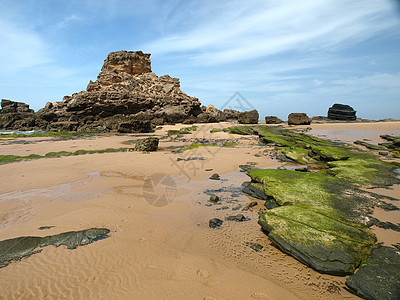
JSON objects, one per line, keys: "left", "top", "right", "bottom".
{"left": 145, "top": 0, "right": 399, "bottom": 65}
{"left": 0, "top": 19, "right": 51, "bottom": 73}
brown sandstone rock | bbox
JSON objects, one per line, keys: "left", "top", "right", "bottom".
{"left": 265, "top": 116, "right": 283, "bottom": 124}
{"left": 238, "top": 109, "right": 259, "bottom": 124}
{"left": 288, "top": 113, "right": 311, "bottom": 125}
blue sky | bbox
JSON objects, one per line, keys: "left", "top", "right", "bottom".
{"left": 0, "top": 0, "right": 399, "bottom": 120}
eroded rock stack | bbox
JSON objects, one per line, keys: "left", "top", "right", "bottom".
{"left": 327, "top": 104, "right": 356, "bottom": 121}
{"left": 36, "top": 51, "right": 205, "bottom": 132}
{"left": 1, "top": 50, "right": 260, "bottom": 132}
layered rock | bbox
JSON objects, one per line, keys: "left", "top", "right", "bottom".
{"left": 328, "top": 104, "right": 356, "bottom": 121}
{"left": 1, "top": 50, "right": 259, "bottom": 132}
{"left": 36, "top": 51, "right": 205, "bottom": 132}
{"left": 0, "top": 99, "right": 46, "bottom": 131}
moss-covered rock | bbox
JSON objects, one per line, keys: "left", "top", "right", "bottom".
{"left": 245, "top": 169, "right": 397, "bottom": 222}
{"left": 354, "top": 140, "right": 387, "bottom": 151}
{"left": 258, "top": 206, "right": 376, "bottom": 275}
{"left": 327, "top": 158, "right": 400, "bottom": 187}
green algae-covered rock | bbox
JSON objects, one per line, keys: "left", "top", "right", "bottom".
{"left": 0, "top": 228, "right": 110, "bottom": 268}
{"left": 258, "top": 206, "right": 376, "bottom": 275}
{"left": 309, "top": 144, "right": 353, "bottom": 161}
{"left": 346, "top": 246, "right": 400, "bottom": 300}
{"left": 245, "top": 169, "right": 396, "bottom": 222}
{"left": 327, "top": 157, "right": 400, "bottom": 187}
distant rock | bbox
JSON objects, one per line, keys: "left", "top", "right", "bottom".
{"left": 35, "top": 50, "right": 203, "bottom": 132}
{"left": 287, "top": 113, "right": 311, "bottom": 125}
{"left": 265, "top": 116, "right": 283, "bottom": 124}
{"left": 327, "top": 104, "right": 356, "bottom": 121}
{"left": 0, "top": 99, "right": 47, "bottom": 131}
{"left": 0, "top": 51, "right": 253, "bottom": 132}
{"left": 238, "top": 109, "right": 259, "bottom": 124}
{"left": 0, "top": 99, "right": 34, "bottom": 114}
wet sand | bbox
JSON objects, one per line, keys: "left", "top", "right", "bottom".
{"left": 0, "top": 122, "right": 399, "bottom": 299}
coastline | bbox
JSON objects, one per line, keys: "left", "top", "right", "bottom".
{"left": 0, "top": 121, "right": 399, "bottom": 299}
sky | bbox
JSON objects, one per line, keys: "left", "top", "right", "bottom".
{"left": 0, "top": 0, "right": 399, "bottom": 120}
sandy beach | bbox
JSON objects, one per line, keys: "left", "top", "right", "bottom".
{"left": 0, "top": 121, "right": 399, "bottom": 299}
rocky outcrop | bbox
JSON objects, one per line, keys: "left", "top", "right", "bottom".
{"left": 265, "top": 116, "right": 283, "bottom": 124}
{"left": 34, "top": 50, "right": 203, "bottom": 132}
{"left": 328, "top": 104, "right": 356, "bottom": 121}
{"left": 0, "top": 99, "right": 47, "bottom": 131}
{"left": 1, "top": 51, "right": 257, "bottom": 132}
{"left": 238, "top": 109, "right": 259, "bottom": 124}
{"left": 287, "top": 113, "right": 311, "bottom": 125}
{"left": 1, "top": 99, "right": 34, "bottom": 114}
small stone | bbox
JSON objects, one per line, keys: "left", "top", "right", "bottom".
{"left": 209, "top": 173, "right": 220, "bottom": 180}
{"left": 205, "top": 168, "right": 213, "bottom": 171}
{"left": 294, "top": 165, "right": 308, "bottom": 172}
{"left": 209, "top": 195, "right": 220, "bottom": 203}
{"left": 379, "top": 152, "right": 389, "bottom": 156}
{"left": 277, "top": 166, "right": 287, "bottom": 170}
{"left": 209, "top": 218, "right": 223, "bottom": 228}
{"left": 246, "top": 242, "right": 264, "bottom": 252}
{"left": 226, "top": 214, "right": 247, "bottom": 222}
{"left": 248, "top": 201, "right": 258, "bottom": 208}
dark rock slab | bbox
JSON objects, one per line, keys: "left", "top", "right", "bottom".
{"left": 0, "top": 228, "right": 110, "bottom": 268}
{"left": 327, "top": 104, "right": 356, "bottom": 121}
{"left": 346, "top": 246, "right": 400, "bottom": 300}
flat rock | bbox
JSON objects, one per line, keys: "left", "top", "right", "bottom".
{"left": 346, "top": 246, "right": 400, "bottom": 300}
{"left": 0, "top": 228, "right": 110, "bottom": 268}
{"left": 259, "top": 206, "right": 376, "bottom": 275}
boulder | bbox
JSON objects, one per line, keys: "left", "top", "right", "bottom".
{"left": 328, "top": 104, "right": 356, "bottom": 121}
{"left": 134, "top": 137, "right": 159, "bottom": 151}
{"left": 287, "top": 113, "right": 311, "bottom": 125}
{"left": 346, "top": 246, "right": 400, "bottom": 300}
{"left": 265, "top": 116, "right": 283, "bottom": 124}
{"left": 238, "top": 109, "right": 259, "bottom": 124}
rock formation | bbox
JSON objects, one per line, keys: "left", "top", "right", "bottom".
{"left": 287, "top": 113, "right": 311, "bottom": 125}
{"left": 264, "top": 116, "right": 283, "bottom": 124}
{"left": 1, "top": 50, "right": 259, "bottom": 132}
{"left": 0, "top": 99, "right": 46, "bottom": 131}
{"left": 238, "top": 109, "right": 259, "bottom": 124}
{"left": 327, "top": 104, "right": 356, "bottom": 121}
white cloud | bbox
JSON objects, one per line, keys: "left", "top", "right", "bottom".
{"left": 144, "top": 0, "right": 399, "bottom": 65}
{"left": 0, "top": 19, "right": 51, "bottom": 73}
